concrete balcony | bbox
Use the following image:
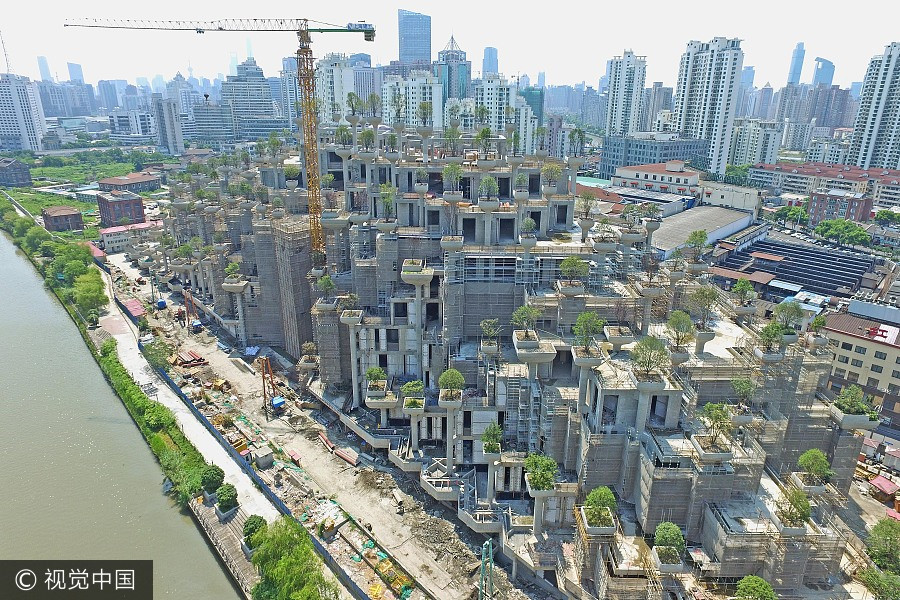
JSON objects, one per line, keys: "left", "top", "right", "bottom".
{"left": 458, "top": 505, "right": 502, "bottom": 534}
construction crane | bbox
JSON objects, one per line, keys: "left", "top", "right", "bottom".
{"left": 259, "top": 356, "right": 284, "bottom": 419}
{"left": 64, "top": 18, "right": 376, "bottom": 254}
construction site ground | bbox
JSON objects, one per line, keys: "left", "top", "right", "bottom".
{"left": 106, "top": 253, "right": 541, "bottom": 600}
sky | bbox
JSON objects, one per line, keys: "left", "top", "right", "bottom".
{"left": 2, "top": 1, "right": 895, "bottom": 89}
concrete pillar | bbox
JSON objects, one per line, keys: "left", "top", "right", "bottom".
{"left": 414, "top": 284, "right": 424, "bottom": 379}
{"left": 446, "top": 408, "right": 457, "bottom": 472}
{"left": 486, "top": 461, "right": 498, "bottom": 503}
{"left": 641, "top": 297, "right": 653, "bottom": 336}
{"left": 636, "top": 390, "right": 652, "bottom": 430}
{"left": 380, "top": 408, "right": 388, "bottom": 428}
{"left": 347, "top": 325, "right": 360, "bottom": 409}
{"left": 410, "top": 414, "right": 420, "bottom": 452}
{"left": 533, "top": 496, "right": 547, "bottom": 536}
{"left": 578, "top": 368, "right": 590, "bottom": 414}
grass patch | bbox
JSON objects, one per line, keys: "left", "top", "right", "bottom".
{"left": 5, "top": 188, "right": 98, "bottom": 216}
{"left": 31, "top": 162, "right": 136, "bottom": 184}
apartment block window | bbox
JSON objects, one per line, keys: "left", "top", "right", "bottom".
{"left": 889, "top": 384, "right": 900, "bottom": 395}
{"left": 851, "top": 359, "right": 863, "bottom": 368}
{"left": 875, "top": 351, "right": 887, "bottom": 360}
{"left": 833, "top": 368, "right": 846, "bottom": 378}
{"left": 838, "top": 355, "right": 849, "bottom": 364}
{"left": 855, "top": 346, "right": 867, "bottom": 355}
{"left": 841, "top": 342, "right": 853, "bottom": 350}
{"left": 847, "top": 372, "right": 860, "bottom": 383}
{"left": 872, "top": 364, "right": 884, "bottom": 373}
{"left": 867, "top": 377, "right": 880, "bottom": 388}
{"left": 893, "top": 369, "right": 900, "bottom": 379}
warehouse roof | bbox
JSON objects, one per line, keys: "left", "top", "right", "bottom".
{"left": 652, "top": 206, "right": 751, "bottom": 252}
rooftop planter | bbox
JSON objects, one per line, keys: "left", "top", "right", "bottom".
{"left": 339, "top": 310, "right": 363, "bottom": 326}
{"left": 556, "top": 279, "right": 585, "bottom": 297}
{"left": 753, "top": 346, "right": 784, "bottom": 363}
{"left": 440, "top": 235, "right": 464, "bottom": 251}
{"left": 480, "top": 339, "right": 500, "bottom": 356}
{"left": 541, "top": 184, "right": 556, "bottom": 198}
{"left": 687, "top": 261, "right": 708, "bottom": 274}
{"left": 790, "top": 471, "right": 827, "bottom": 496}
{"left": 580, "top": 506, "right": 616, "bottom": 536}
{"left": 376, "top": 218, "right": 399, "bottom": 233}
{"left": 690, "top": 434, "right": 734, "bottom": 462}
{"left": 572, "top": 345, "right": 605, "bottom": 368}
{"left": 520, "top": 233, "right": 538, "bottom": 250}
{"left": 402, "top": 396, "right": 425, "bottom": 415}
{"left": 443, "top": 190, "right": 464, "bottom": 203}
{"left": 619, "top": 229, "right": 645, "bottom": 244}
{"left": 367, "top": 390, "right": 400, "bottom": 410}
{"left": 604, "top": 325, "right": 635, "bottom": 352}
{"left": 413, "top": 182, "right": 429, "bottom": 195}
{"left": 513, "top": 189, "right": 529, "bottom": 202}
{"left": 513, "top": 329, "right": 540, "bottom": 350}
{"left": 829, "top": 403, "right": 879, "bottom": 430}
{"left": 628, "top": 370, "right": 667, "bottom": 393}
{"left": 525, "top": 472, "right": 556, "bottom": 498}
{"left": 651, "top": 547, "right": 684, "bottom": 574}
{"left": 769, "top": 504, "right": 808, "bottom": 537}
{"left": 439, "top": 388, "right": 463, "bottom": 409}
{"left": 366, "top": 378, "right": 387, "bottom": 398}
{"left": 347, "top": 211, "right": 370, "bottom": 224}
{"left": 297, "top": 355, "right": 318, "bottom": 371}
{"left": 310, "top": 267, "right": 326, "bottom": 278}
{"left": 478, "top": 198, "right": 501, "bottom": 212}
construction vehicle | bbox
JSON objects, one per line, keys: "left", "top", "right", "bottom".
{"left": 64, "top": 18, "right": 376, "bottom": 256}
{"left": 183, "top": 288, "right": 203, "bottom": 333}
{"left": 259, "top": 356, "right": 285, "bottom": 419}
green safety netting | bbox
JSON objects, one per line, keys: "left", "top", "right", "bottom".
{"left": 363, "top": 540, "right": 375, "bottom": 549}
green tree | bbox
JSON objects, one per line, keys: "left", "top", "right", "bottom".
{"left": 559, "top": 256, "right": 589, "bottom": 281}
{"left": 666, "top": 310, "right": 696, "bottom": 350}
{"left": 584, "top": 486, "right": 617, "bottom": 526}
{"left": 175, "top": 244, "right": 194, "bottom": 259}
{"left": 480, "top": 318, "right": 500, "bottom": 342}
{"left": 365, "top": 366, "right": 387, "bottom": 382}
{"left": 481, "top": 422, "right": 502, "bottom": 454}
{"left": 243, "top": 515, "right": 267, "bottom": 546}
{"left": 441, "top": 163, "right": 463, "bottom": 192}
{"left": 700, "top": 403, "right": 731, "bottom": 448}
{"left": 798, "top": 448, "right": 834, "bottom": 484}
{"left": 654, "top": 522, "right": 685, "bottom": 553}
{"left": 63, "top": 259, "right": 88, "bottom": 284}
{"left": 731, "top": 377, "right": 756, "bottom": 404}
{"left": 144, "top": 403, "right": 176, "bottom": 431}
{"left": 815, "top": 218, "right": 870, "bottom": 247}
{"left": 201, "top": 464, "right": 225, "bottom": 493}
{"left": 809, "top": 314, "right": 827, "bottom": 334}
{"left": 773, "top": 300, "right": 804, "bottom": 332}
{"left": 875, "top": 209, "right": 900, "bottom": 226}
{"left": 317, "top": 275, "right": 336, "bottom": 299}
{"left": 73, "top": 270, "right": 108, "bottom": 314}
{"left": 732, "top": 278, "right": 755, "bottom": 305}
{"left": 858, "top": 568, "right": 900, "bottom": 600}
{"left": 541, "top": 162, "right": 562, "bottom": 184}
{"left": 573, "top": 311, "right": 605, "bottom": 350}
{"left": 777, "top": 488, "right": 811, "bottom": 527}
{"left": 251, "top": 516, "right": 339, "bottom": 600}
{"left": 474, "top": 104, "right": 489, "bottom": 126}
{"left": 686, "top": 229, "right": 708, "bottom": 260}
{"left": 735, "top": 575, "right": 777, "bottom": 600}
{"left": 23, "top": 226, "right": 50, "bottom": 252}
{"left": 474, "top": 127, "right": 492, "bottom": 154}
{"left": 216, "top": 483, "right": 238, "bottom": 511}
{"left": 631, "top": 336, "right": 669, "bottom": 375}
{"left": 521, "top": 217, "right": 536, "bottom": 234}
{"left": 416, "top": 101, "right": 433, "bottom": 127}
{"left": 690, "top": 286, "right": 719, "bottom": 330}
{"left": 438, "top": 368, "right": 465, "bottom": 391}
{"left": 511, "top": 304, "right": 542, "bottom": 335}
{"left": 524, "top": 453, "right": 557, "bottom": 490}
{"left": 478, "top": 175, "right": 499, "bottom": 197}
{"left": 759, "top": 322, "right": 784, "bottom": 351}
{"left": 224, "top": 262, "right": 241, "bottom": 278}
{"left": 868, "top": 518, "right": 900, "bottom": 574}
{"left": 515, "top": 172, "right": 529, "bottom": 191}
{"left": 359, "top": 128, "right": 375, "bottom": 150}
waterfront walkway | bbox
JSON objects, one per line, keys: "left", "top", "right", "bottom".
{"left": 97, "top": 273, "right": 280, "bottom": 521}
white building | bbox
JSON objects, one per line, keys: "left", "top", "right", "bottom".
{"left": 605, "top": 50, "right": 646, "bottom": 136}
{"left": 108, "top": 109, "right": 155, "bottom": 145}
{"left": 807, "top": 139, "right": 850, "bottom": 164}
{"left": 730, "top": 118, "right": 780, "bottom": 165}
{"left": 0, "top": 73, "right": 47, "bottom": 152}
{"left": 381, "top": 71, "right": 444, "bottom": 129}
{"left": 849, "top": 42, "right": 900, "bottom": 170}
{"left": 315, "top": 54, "right": 357, "bottom": 125}
{"left": 473, "top": 73, "right": 516, "bottom": 133}
{"left": 673, "top": 38, "right": 743, "bottom": 176}
{"left": 152, "top": 94, "right": 185, "bottom": 155}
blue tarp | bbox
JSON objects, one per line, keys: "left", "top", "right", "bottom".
{"left": 156, "top": 299, "right": 167, "bottom": 309}
{"left": 271, "top": 396, "right": 285, "bottom": 409}
{"left": 244, "top": 346, "right": 261, "bottom": 357}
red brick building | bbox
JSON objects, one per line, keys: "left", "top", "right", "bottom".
{"left": 96, "top": 190, "right": 146, "bottom": 227}
{"left": 41, "top": 206, "right": 83, "bottom": 232}
{"left": 98, "top": 172, "right": 161, "bottom": 193}
{"left": 808, "top": 188, "right": 873, "bottom": 226}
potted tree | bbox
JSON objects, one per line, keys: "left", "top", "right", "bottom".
{"left": 480, "top": 318, "right": 501, "bottom": 356}
{"left": 366, "top": 366, "right": 388, "bottom": 398}
{"left": 442, "top": 163, "right": 464, "bottom": 203}
{"left": 629, "top": 336, "right": 669, "bottom": 388}
{"left": 401, "top": 379, "right": 425, "bottom": 414}
{"left": 593, "top": 219, "right": 619, "bottom": 253}
{"left": 792, "top": 448, "right": 833, "bottom": 494}
{"left": 807, "top": 314, "right": 828, "bottom": 346}
{"left": 581, "top": 486, "right": 617, "bottom": 535}
{"left": 297, "top": 341, "right": 318, "bottom": 372}
{"left": 416, "top": 101, "right": 433, "bottom": 137}
{"left": 438, "top": 368, "right": 465, "bottom": 408}
{"left": 478, "top": 175, "right": 499, "bottom": 199}
{"left": 730, "top": 377, "right": 756, "bottom": 425}
{"left": 690, "top": 285, "right": 719, "bottom": 352}
{"left": 829, "top": 384, "right": 879, "bottom": 430}
{"left": 735, "top": 576, "right": 777, "bottom": 600}
{"left": 772, "top": 488, "right": 811, "bottom": 535}
{"left": 376, "top": 183, "right": 398, "bottom": 232}
{"left": 576, "top": 192, "right": 597, "bottom": 242}
{"left": 513, "top": 172, "right": 530, "bottom": 202}
{"left": 666, "top": 310, "right": 695, "bottom": 365}
{"left": 511, "top": 304, "right": 542, "bottom": 349}
{"left": 520, "top": 217, "right": 538, "bottom": 249}
{"left": 534, "top": 126, "right": 548, "bottom": 159}
{"left": 557, "top": 256, "right": 589, "bottom": 296}
{"left": 384, "top": 133, "right": 400, "bottom": 162}
{"left": 316, "top": 275, "right": 337, "bottom": 308}
{"left": 685, "top": 229, "right": 708, "bottom": 273}
{"left": 730, "top": 278, "right": 757, "bottom": 322}
{"left": 524, "top": 453, "right": 557, "bottom": 494}
{"left": 201, "top": 464, "right": 225, "bottom": 504}
{"left": 652, "top": 522, "right": 685, "bottom": 573}
{"left": 691, "top": 403, "right": 734, "bottom": 461}
{"left": 755, "top": 322, "right": 785, "bottom": 361}
{"left": 241, "top": 514, "right": 267, "bottom": 559}
{"left": 414, "top": 168, "right": 429, "bottom": 196}
{"left": 773, "top": 300, "right": 803, "bottom": 343}
{"left": 445, "top": 125, "right": 462, "bottom": 160}
{"left": 481, "top": 421, "right": 502, "bottom": 459}
{"left": 215, "top": 482, "right": 239, "bottom": 521}
{"left": 475, "top": 127, "right": 494, "bottom": 165}
{"left": 541, "top": 162, "right": 562, "bottom": 197}
{"left": 358, "top": 128, "right": 377, "bottom": 161}
{"left": 572, "top": 311, "right": 606, "bottom": 361}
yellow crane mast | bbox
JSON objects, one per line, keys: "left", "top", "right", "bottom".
{"left": 64, "top": 18, "right": 376, "bottom": 253}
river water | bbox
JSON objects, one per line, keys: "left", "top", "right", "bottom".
{"left": 0, "top": 235, "right": 242, "bottom": 599}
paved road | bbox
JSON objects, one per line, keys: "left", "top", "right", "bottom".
{"left": 98, "top": 270, "right": 280, "bottom": 522}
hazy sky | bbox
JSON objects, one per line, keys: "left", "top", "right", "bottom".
{"left": 2, "top": 1, "right": 895, "bottom": 89}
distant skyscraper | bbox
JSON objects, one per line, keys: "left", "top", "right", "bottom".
{"left": 755, "top": 83, "right": 774, "bottom": 119}
{"left": 221, "top": 58, "right": 279, "bottom": 139}
{"left": 0, "top": 74, "right": 47, "bottom": 151}
{"left": 482, "top": 47, "right": 498, "bottom": 75}
{"left": 849, "top": 81, "right": 863, "bottom": 100}
{"left": 605, "top": 50, "right": 646, "bottom": 136}
{"left": 519, "top": 87, "right": 545, "bottom": 126}
{"left": 673, "top": 37, "right": 744, "bottom": 175}
{"left": 151, "top": 93, "right": 185, "bottom": 155}
{"left": 741, "top": 66, "right": 755, "bottom": 88}
{"left": 788, "top": 42, "right": 804, "bottom": 85}
{"left": 537, "top": 72, "right": 545, "bottom": 89}
{"left": 643, "top": 82, "right": 673, "bottom": 131}
{"left": 812, "top": 57, "right": 835, "bottom": 87}
{"left": 518, "top": 74, "right": 530, "bottom": 90}
{"left": 398, "top": 9, "right": 431, "bottom": 65}
{"left": 67, "top": 62, "right": 84, "bottom": 84}
{"left": 348, "top": 53, "right": 371, "bottom": 67}
{"left": 37, "top": 56, "right": 52, "bottom": 82}
{"left": 849, "top": 42, "right": 900, "bottom": 169}
{"left": 97, "top": 80, "right": 120, "bottom": 111}
{"left": 434, "top": 36, "right": 471, "bottom": 102}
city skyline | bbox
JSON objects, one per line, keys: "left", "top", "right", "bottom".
{"left": 2, "top": 0, "right": 893, "bottom": 90}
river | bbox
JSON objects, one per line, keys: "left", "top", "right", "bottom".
{"left": 0, "top": 234, "right": 242, "bottom": 599}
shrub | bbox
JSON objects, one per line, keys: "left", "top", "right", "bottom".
{"left": 777, "top": 488, "right": 811, "bottom": 527}
{"left": 654, "top": 521, "right": 685, "bottom": 553}
{"left": 438, "top": 368, "right": 465, "bottom": 391}
{"left": 243, "top": 515, "right": 267, "bottom": 544}
{"left": 478, "top": 175, "right": 499, "bottom": 198}
{"left": 699, "top": 403, "right": 731, "bottom": 448}
{"left": 857, "top": 568, "right": 900, "bottom": 600}
{"left": 524, "top": 453, "right": 557, "bottom": 490}
{"left": 481, "top": 422, "right": 502, "bottom": 454}
{"left": 731, "top": 377, "right": 756, "bottom": 404}
{"left": 520, "top": 217, "right": 536, "bottom": 234}
{"left": 541, "top": 162, "right": 562, "bottom": 183}
{"left": 834, "top": 384, "right": 876, "bottom": 417}
{"left": 216, "top": 483, "right": 238, "bottom": 512}
{"left": 144, "top": 402, "right": 176, "bottom": 431}
{"left": 797, "top": 449, "right": 833, "bottom": 484}
{"left": 759, "top": 322, "right": 784, "bottom": 351}
{"left": 867, "top": 518, "right": 900, "bottom": 574}
{"left": 774, "top": 300, "right": 803, "bottom": 332}
{"left": 809, "top": 314, "right": 826, "bottom": 334}
{"left": 480, "top": 318, "right": 500, "bottom": 341}
{"left": 201, "top": 464, "right": 225, "bottom": 493}
{"left": 401, "top": 379, "right": 424, "bottom": 396}
{"left": 559, "top": 256, "right": 589, "bottom": 281}
{"left": 735, "top": 575, "right": 777, "bottom": 600}
{"left": 300, "top": 341, "right": 317, "bottom": 356}
{"left": 365, "top": 366, "right": 387, "bottom": 382}
{"left": 584, "top": 486, "right": 616, "bottom": 526}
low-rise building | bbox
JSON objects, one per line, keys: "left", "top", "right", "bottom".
{"left": 97, "top": 190, "right": 146, "bottom": 227}
{"left": 598, "top": 133, "right": 708, "bottom": 180}
{"left": 0, "top": 158, "right": 32, "bottom": 187}
{"left": 808, "top": 188, "right": 872, "bottom": 226}
{"left": 611, "top": 160, "right": 701, "bottom": 195}
{"left": 99, "top": 220, "right": 162, "bottom": 254}
{"left": 749, "top": 162, "right": 900, "bottom": 210}
{"left": 41, "top": 206, "right": 83, "bottom": 232}
{"left": 98, "top": 172, "right": 161, "bottom": 193}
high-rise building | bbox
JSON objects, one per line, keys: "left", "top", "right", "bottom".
{"left": 599, "top": 132, "right": 708, "bottom": 180}
{"left": 67, "top": 62, "right": 84, "bottom": 84}
{"left": 482, "top": 47, "right": 498, "bottom": 76}
{"left": 754, "top": 83, "right": 774, "bottom": 119}
{"left": 0, "top": 73, "right": 47, "bottom": 152}
{"left": 519, "top": 87, "right": 545, "bottom": 127}
{"left": 97, "top": 80, "right": 120, "bottom": 111}
{"left": 314, "top": 54, "right": 356, "bottom": 124}
{"left": 737, "top": 66, "right": 756, "bottom": 117}
{"left": 382, "top": 71, "right": 443, "bottom": 129}
{"left": 537, "top": 72, "right": 545, "bottom": 89}
{"left": 673, "top": 37, "right": 743, "bottom": 175}
{"left": 849, "top": 42, "right": 900, "bottom": 169}
{"left": 473, "top": 73, "right": 517, "bottom": 132}
{"left": 348, "top": 53, "right": 371, "bottom": 67}
{"left": 398, "top": 9, "right": 431, "bottom": 65}
{"left": 518, "top": 74, "right": 530, "bottom": 90}
{"left": 788, "top": 42, "right": 805, "bottom": 85}
{"left": 37, "top": 56, "right": 53, "bottom": 82}
{"left": 192, "top": 102, "right": 236, "bottom": 149}
{"left": 806, "top": 84, "right": 852, "bottom": 129}
{"left": 151, "top": 93, "right": 185, "bottom": 155}
{"left": 221, "top": 57, "right": 282, "bottom": 139}
{"left": 849, "top": 81, "right": 863, "bottom": 100}
{"left": 167, "top": 72, "right": 200, "bottom": 117}
{"left": 279, "top": 57, "right": 300, "bottom": 132}
{"left": 812, "top": 57, "right": 835, "bottom": 87}
{"left": 605, "top": 50, "right": 646, "bottom": 136}
{"left": 581, "top": 86, "right": 601, "bottom": 128}
{"left": 642, "top": 82, "right": 673, "bottom": 132}
{"left": 729, "top": 118, "right": 781, "bottom": 165}
{"left": 433, "top": 36, "right": 471, "bottom": 102}
{"left": 36, "top": 81, "right": 95, "bottom": 117}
